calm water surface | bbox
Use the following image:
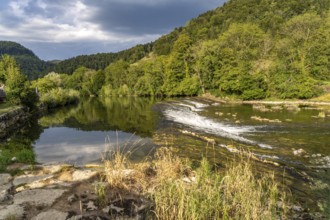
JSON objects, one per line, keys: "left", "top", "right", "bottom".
{"left": 5, "top": 96, "right": 330, "bottom": 212}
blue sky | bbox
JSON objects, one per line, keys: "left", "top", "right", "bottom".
{"left": 0, "top": 0, "right": 225, "bottom": 60}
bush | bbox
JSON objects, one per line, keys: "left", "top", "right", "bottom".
{"left": 100, "top": 84, "right": 114, "bottom": 96}
{"left": 271, "top": 74, "right": 321, "bottom": 99}
{"left": 40, "top": 88, "right": 79, "bottom": 108}
{"left": 178, "top": 75, "right": 200, "bottom": 96}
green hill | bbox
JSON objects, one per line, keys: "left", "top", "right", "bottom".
{"left": 0, "top": 41, "right": 53, "bottom": 79}
{"left": 11, "top": 0, "right": 330, "bottom": 100}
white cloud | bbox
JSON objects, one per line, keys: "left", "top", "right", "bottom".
{"left": 1, "top": 0, "right": 157, "bottom": 43}
{"left": 0, "top": 0, "right": 224, "bottom": 59}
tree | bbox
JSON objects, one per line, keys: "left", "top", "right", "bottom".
{"left": 279, "top": 13, "right": 323, "bottom": 75}
{"left": 0, "top": 55, "right": 32, "bottom": 105}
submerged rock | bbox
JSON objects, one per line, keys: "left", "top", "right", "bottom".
{"left": 293, "top": 148, "right": 307, "bottom": 156}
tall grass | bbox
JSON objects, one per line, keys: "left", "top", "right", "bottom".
{"left": 103, "top": 147, "right": 287, "bottom": 219}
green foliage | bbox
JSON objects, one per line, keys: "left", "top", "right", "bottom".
{"left": 5, "top": 0, "right": 330, "bottom": 100}
{"left": 0, "top": 41, "right": 52, "bottom": 79}
{"left": 32, "top": 72, "right": 63, "bottom": 94}
{"left": 0, "top": 55, "right": 37, "bottom": 106}
{"left": 270, "top": 73, "right": 321, "bottom": 99}
{"left": 100, "top": 84, "right": 114, "bottom": 97}
{"left": 0, "top": 137, "right": 35, "bottom": 172}
{"left": 177, "top": 75, "right": 200, "bottom": 96}
{"left": 51, "top": 44, "right": 152, "bottom": 75}
{"left": 39, "top": 88, "right": 79, "bottom": 108}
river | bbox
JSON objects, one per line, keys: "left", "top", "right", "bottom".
{"left": 3, "top": 96, "right": 330, "bottom": 212}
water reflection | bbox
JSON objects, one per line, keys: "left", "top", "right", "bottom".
{"left": 34, "top": 127, "right": 154, "bottom": 165}
{"left": 34, "top": 96, "right": 160, "bottom": 164}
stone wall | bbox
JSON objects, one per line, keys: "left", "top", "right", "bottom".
{"left": 0, "top": 107, "right": 31, "bottom": 139}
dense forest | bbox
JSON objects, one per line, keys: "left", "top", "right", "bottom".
{"left": 2, "top": 0, "right": 330, "bottom": 102}
{"left": 0, "top": 41, "right": 53, "bottom": 79}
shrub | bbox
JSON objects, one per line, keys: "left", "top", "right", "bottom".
{"left": 40, "top": 88, "right": 79, "bottom": 108}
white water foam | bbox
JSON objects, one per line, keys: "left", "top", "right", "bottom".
{"left": 185, "top": 100, "right": 209, "bottom": 108}
{"left": 164, "top": 103, "right": 273, "bottom": 149}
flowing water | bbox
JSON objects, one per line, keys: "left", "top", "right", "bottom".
{"left": 2, "top": 96, "right": 330, "bottom": 212}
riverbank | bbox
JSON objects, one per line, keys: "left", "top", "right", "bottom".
{"left": 0, "top": 106, "right": 32, "bottom": 139}
{"left": 201, "top": 93, "right": 330, "bottom": 106}
{"left": 0, "top": 148, "right": 323, "bottom": 219}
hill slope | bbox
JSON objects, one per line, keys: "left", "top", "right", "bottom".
{"left": 0, "top": 41, "right": 53, "bottom": 79}
{"left": 13, "top": 0, "right": 330, "bottom": 100}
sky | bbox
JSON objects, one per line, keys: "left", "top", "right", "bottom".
{"left": 0, "top": 0, "right": 224, "bottom": 60}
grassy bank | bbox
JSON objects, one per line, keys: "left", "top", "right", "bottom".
{"left": 0, "top": 137, "right": 35, "bottom": 172}
{"left": 103, "top": 148, "right": 288, "bottom": 219}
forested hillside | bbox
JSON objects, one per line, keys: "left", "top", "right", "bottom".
{"left": 4, "top": 0, "right": 330, "bottom": 100}
{"left": 0, "top": 41, "right": 53, "bottom": 79}
{"left": 52, "top": 44, "right": 152, "bottom": 74}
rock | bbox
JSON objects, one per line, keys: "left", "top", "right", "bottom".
{"left": 0, "top": 182, "right": 14, "bottom": 204}
{"left": 0, "top": 183, "right": 13, "bottom": 193}
{"left": 0, "top": 187, "right": 13, "bottom": 204}
{"left": 67, "top": 215, "right": 83, "bottom": 220}
{"left": 14, "top": 189, "right": 66, "bottom": 206}
{"left": 293, "top": 149, "right": 307, "bottom": 156}
{"left": 0, "top": 174, "right": 12, "bottom": 185}
{"left": 68, "top": 194, "right": 78, "bottom": 203}
{"left": 32, "top": 209, "right": 68, "bottom": 220}
{"left": 13, "top": 174, "right": 53, "bottom": 186}
{"left": 71, "top": 170, "right": 98, "bottom": 181}
{"left": 11, "top": 157, "right": 17, "bottom": 162}
{"left": 86, "top": 200, "right": 98, "bottom": 211}
{"left": 42, "top": 163, "right": 73, "bottom": 174}
{"left": 102, "top": 206, "right": 110, "bottom": 214}
{"left": 0, "top": 204, "right": 25, "bottom": 219}
{"left": 291, "top": 205, "right": 303, "bottom": 212}
{"left": 109, "top": 204, "right": 124, "bottom": 213}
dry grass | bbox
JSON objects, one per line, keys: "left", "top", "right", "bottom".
{"left": 103, "top": 147, "right": 288, "bottom": 220}
{"left": 313, "top": 93, "right": 330, "bottom": 102}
